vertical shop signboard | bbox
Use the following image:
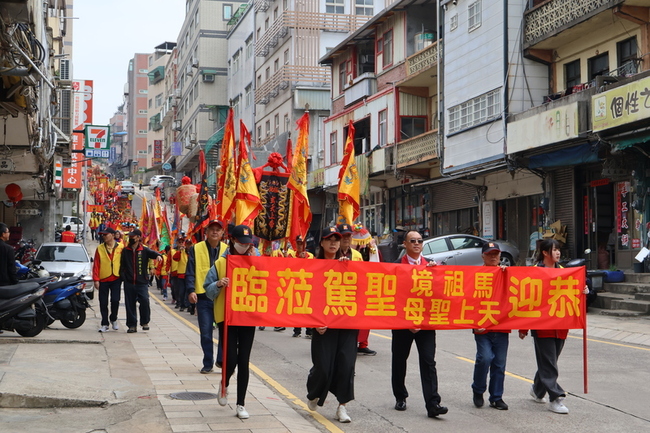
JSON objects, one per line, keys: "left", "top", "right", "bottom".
{"left": 617, "top": 182, "right": 631, "bottom": 249}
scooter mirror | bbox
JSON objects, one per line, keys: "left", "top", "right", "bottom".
{"left": 584, "top": 249, "right": 591, "bottom": 254}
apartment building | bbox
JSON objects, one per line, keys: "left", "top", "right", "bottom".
{"left": 146, "top": 43, "right": 175, "bottom": 175}
{"left": 124, "top": 53, "right": 151, "bottom": 179}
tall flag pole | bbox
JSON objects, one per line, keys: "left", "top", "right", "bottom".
{"left": 216, "top": 107, "right": 237, "bottom": 224}
{"left": 187, "top": 150, "right": 209, "bottom": 242}
{"left": 337, "top": 120, "right": 360, "bottom": 225}
{"left": 287, "top": 111, "right": 312, "bottom": 245}
{"left": 234, "top": 120, "right": 262, "bottom": 226}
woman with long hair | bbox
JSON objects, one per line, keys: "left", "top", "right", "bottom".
{"left": 204, "top": 224, "right": 258, "bottom": 419}
{"left": 306, "top": 226, "right": 358, "bottom": 423}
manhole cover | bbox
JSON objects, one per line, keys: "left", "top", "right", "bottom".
{"left": 169, "top": 392, "right": 219, "bottom": 401}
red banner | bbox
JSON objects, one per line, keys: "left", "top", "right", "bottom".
{"left": 225, "top": 257, "right": 587, "bottom": 331}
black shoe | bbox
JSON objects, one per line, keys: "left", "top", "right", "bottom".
{"left": 292, "top": 332, "right": 301, "bottom": 337}
{"left": 357, "top": 347, "right": 377, "bottom": 356}
{"left": 490, "top": 399, "right": 508, "bottom": 410}
{"left": 428, "top": 404, "right": 448, "bottom": 417}
{"left": 274, "top": 327, "right": 286, "bottom": 332}
{"left": 174, "top": 304, "right": 180, "bottom": 309}
{"left": 395, "top": 399, "right": 407, "bottom": 411}
{"left": 127, "top": 327, "right": 137, "bottom": 333}
{"left": 473, "top": 392, "right": 484, "bottom": 408}
{"left": 179, "top": 307, "right": 185, "bottom": 312}
{"left": 216, "top": 361, "right": 222, "bottom": 369}
{"left": 200, "top": 367, "right": 213, "bottom": 374}
{"left": 142, "top": 324, "right": 150, "bottom": 331}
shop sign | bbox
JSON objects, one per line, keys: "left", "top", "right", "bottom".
{"left": 617, "top": 181, "right": 631, "bottom": 249}
{"left": 590, "top": 178, "right": 610, "bottom": 187}
{"left": 507, "top": 102, "right": 581, "bottom": 153}
{"left": 309, "top": 168, "right": 325, "bottom": 188}
{"left": 592, "top": 75, "right": 650, "bottom": 132}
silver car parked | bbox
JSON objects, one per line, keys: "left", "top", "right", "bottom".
{"left": 399, "top": 234, "right": 520, "bottom": 266}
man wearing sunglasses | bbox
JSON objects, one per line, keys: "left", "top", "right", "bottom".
{"left": 391, "top": 230, "right": 448, "bottom": 419}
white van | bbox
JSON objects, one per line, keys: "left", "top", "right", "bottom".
{"left": 149, "top": 175, "right": 176, "bottom": 189}
{"left": 61, "top": 216, "right": 86, "bottom": 235}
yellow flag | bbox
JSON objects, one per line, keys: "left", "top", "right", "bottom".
{"left": 287, "top": 112, "right": 312, "bottom": 239}
{"left": 338, "top": 120, "right": 359, "bottom": 224}
{"left": 216, "top": 108, "right": 237, "bottom": 223}
{"left": 234, "top": 120, "right": 262, "bottom": 226}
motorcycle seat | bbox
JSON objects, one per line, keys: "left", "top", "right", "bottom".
{"left": 46, "top": 278, "right": 82, "bottom": 291}
{"left": 0, "top": 281, "right": 41, "bottom": 299}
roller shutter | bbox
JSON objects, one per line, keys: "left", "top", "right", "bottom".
{"left": 551, "top": 168, "right": 576, "bottom": 257}
{"left": 430, "top": 182, "right": 477, "bottom": 213}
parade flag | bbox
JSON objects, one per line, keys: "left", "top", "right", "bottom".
{"left": 187, "top": 150, "right": 210, "bottom": 242}
{"left": 216, "top": 108, "right": 237, "bottom": 223}
{"left": 171, "top": 200, "right": 181, "bottom": 241}
{"left": 159, "top": 203, "right": 172, "bottom": 249}
{"left": 287, "top": 112, "right": 312, "bottom": 243}
{"left": 234, "top": 120, "right": 262, "bottom": 226}
{"left": 139, "top": 195, "right": 149, "bottom": 238}
{"left": 338, "top": 120, "right": 360, "bottom": 224}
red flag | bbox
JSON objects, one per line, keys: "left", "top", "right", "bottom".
{"left": 187, "top": 150, "right": 210, "bottom": 241}
{"left": 234, "top": 120, "right": 262, "bottom": 226}
{"left": 216, "top": 108, "right": 237, "bottom": 223}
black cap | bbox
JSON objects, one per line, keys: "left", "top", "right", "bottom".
{"left": 321, "top": 226, "right": 342, "bottom": 240}
{"left": 482, "top": 242, "right": 501, "bottom": 254}
{"left": 337, "top": 224, "right": 353, "bottom": 235}
{"left": 231, "top": 225, "right": 253, "bottom": 244}
{"left": 128, "top": 228, "right": 142, "bottom": 237}
{"left": 99, "top": 227, "right": 116, "bottom": 235}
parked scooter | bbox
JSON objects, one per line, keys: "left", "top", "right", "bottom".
{"left": 16, "top": 261, "right": 50, "bottom": 280}
{"left": 0, "top": 279, "right": 52, "bottom": 337}
{"left": 41, "top": 275, "right": 91, "bottom": 329}
{"left": 563, "top": 249, "right": 598, "bottom": 308}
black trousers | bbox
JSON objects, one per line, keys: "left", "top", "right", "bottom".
{"left": 532, "top": 335, "right": 566, "bottom": 402}
{"left": 391, "top": 329, "right": 441, "bottom": 410}
{"left": 218, "top": 323, "right": 255, "bottom": 406}
{"left": 98, "top": 279, "right": 121, "bottom": 326}
{"left": 307, "top": 328, "right": 358, "bottom": 406}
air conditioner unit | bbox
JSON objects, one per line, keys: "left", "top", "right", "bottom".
{"left": 173, "top": 88, "right": 181, "bottom": 98}
{"left": 202, "top": 73, "right": 215, "bottom": 83}
{"left": 186, "top": 63, "right": 194, "bottom": 76}
{"left": 191, "top": 57, "right": 199, "bottom": 68}
{"left": 59, "top": 59, "right": 71, "bottom": 80}
{"left": 190, "top": 133, "right": 197, "bottom": 144}
{"left": 185, "top": 136, "right": 193, "bottom": 149}
{"left": 173, "top": 120, "right": 182, "bottom": 131}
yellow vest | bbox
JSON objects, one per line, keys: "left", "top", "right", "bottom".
{"left": 97, "top": 242, "right": 123, "bottom": 280}
{"left": 170, "top": 248, "right": 178, "bottom": 273}
{"left": 176, "top": 249, "right": 189, "bottom": 275}
{"left": 286, "top": 250, "right": 314, "bottom": 259}
{"left": 160, "top": 254, "right": 169, "bottom": 276}
{"left": 194, "top": 241, "right": 228, "bottom": 294}
{"left": 213, "top": 256, "right": 228, "bottom": 323}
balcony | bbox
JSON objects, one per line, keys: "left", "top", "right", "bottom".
{"left": 255, "top": 65, "right": 329, "bottom": 104}
{"left": 523, "top": 0, "right": 623, "bottom": 50}
{"left": 161, "top": 97, "right": 175, "bottom": 125}
{"left": 344, "top": 72, "right": 377, "bottom": 106}
{"left": 255, "top": 11, "right": 370, "bottom": 57}
{"left": 396, "top": 129, "right": 438, "bottom": 168}
{"left": 406, "top": 40, "right": 441, "bottom": 77}
{"left": 149, "top": 113, "right": 162, "bottom": 132}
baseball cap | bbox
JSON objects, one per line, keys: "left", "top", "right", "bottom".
{"left": 482, "top": 242, "right": 501, "bottom": 254}
{"left": 128, "top": 228, "right": 142, "bottom": 237}
{"left": 394, "top": 225, "right": 406, "bottom": 232}
{"left": 337, "top": 224, "right": 353, "bottom": 235}
{"left": 207, "top": 219, "right": 224, "bottom": 228}
{"left": 99, "top": 227, "right": 116, "bottom": 235}
{"left": 231, "top": 225, "right": 253, "bottom": 244}
{"left": 321, "top": 226, "right": 342, "bottom": 240}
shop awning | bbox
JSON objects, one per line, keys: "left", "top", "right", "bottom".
{"left": 528, "top": 143, "right": 600, "bottom": 170}
{"left": 611, "top": 133, "right": 650, "bottom": 152}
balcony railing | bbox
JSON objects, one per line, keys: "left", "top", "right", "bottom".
{"left": 255, "top": 11, "right": 371, "bottom": 57}
{"left": 524, "top": 0, "right": 623, "bottom": 48}
{"left": 255, "top": 65, "right": 329, "bottom": 104}
{"left": 406, "top": 40, "right": 441, "bottom": 77}
{"left": 396, "top": 129, "right": 438, "bottom": 167}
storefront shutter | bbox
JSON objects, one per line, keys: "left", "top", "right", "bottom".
{"left": 430, "top": 182, "right": 477, "bottom": 213}
{"left": 551, "top": 168, "right": 575, "bottom": 257}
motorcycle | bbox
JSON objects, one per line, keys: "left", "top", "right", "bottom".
{"left": 14, "top": 239, "right": 36, "bottom": 264}
{"left": 0, "top": 278, "right": 52, "bottom": 337}
{"left": 41, "top": 275, "right": 91, "bottom": 329}
{"left": 16, "top": 261, "right": 50, "bottom": 280}
{"left": 563, "top": 249, "right": 599, "bottom": 308}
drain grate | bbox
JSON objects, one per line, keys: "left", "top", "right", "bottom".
{"left": 169, "top": 392, "right": 219, "bottom": 401}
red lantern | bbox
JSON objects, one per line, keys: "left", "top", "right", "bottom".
{"left": 5, "top": 183, "right": 22, "bottom": 204}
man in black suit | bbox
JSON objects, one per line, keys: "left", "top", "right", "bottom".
{"left": 392, "top": 230, "right": 448, "bottom": 418}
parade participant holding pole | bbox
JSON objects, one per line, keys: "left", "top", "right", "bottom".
{"left": 93, "top": 227, "right": 123, "bottom": 332}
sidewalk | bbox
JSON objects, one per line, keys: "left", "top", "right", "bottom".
{"left": 0, "top": 292, "right": 321, "bottom": 433}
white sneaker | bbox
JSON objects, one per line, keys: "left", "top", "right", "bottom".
{"left": 111, "top": 321, "right": 119, "bottom": 330}
{"left": 236, "top": 405, "right": 249, "bottom": 419}
{"left": 98, "top": 325, "right": 110, "bottom": 332}
{"left": 530, "top": 385, "right": 547, "bottom": 403}
{"left": 217, "top": 390, "right": 228, "bottom": 407}
{"left": 307, "top": 397, "right": 318, "bottom": 411}
{"left": 548, "top": 397, "right": 569, "bottom": 414}
{"left": 336, "top": 404, "right": 351, "bottom": 423}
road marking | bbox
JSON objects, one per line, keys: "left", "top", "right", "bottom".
{"left": 567, "top": 334, "right": 650, "bottom": 351}
{"left": 150, "top": 292, "right": 344, "bottom": 433}
{"left": 455, "top": 355, "right": 532, "bottom": 382}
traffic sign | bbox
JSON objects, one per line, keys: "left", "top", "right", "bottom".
{"left": 162, "top": 163, "right": 172, "bottom": 172}
{"left": 85, "top": 149, "right": 110, "bottom": 158}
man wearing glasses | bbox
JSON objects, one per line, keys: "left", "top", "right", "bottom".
{"left": 391, "top": 230, "right": 448, "bottom": 418}
{"left": 92, "top": 227, "right": 123, "bottom": 332}
{"left": 0, "top": 223, "right": 17, "bottom": 286}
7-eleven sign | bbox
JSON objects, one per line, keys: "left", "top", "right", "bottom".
{"left": 84, "top": 125, "right": 111, "bottom": 149}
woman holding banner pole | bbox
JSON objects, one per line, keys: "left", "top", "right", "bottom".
{"left": 204, "top": 224, "right": 257, "bottom": 420}
{"left": 306, "top": 226, "right": 358, "bottom": 423}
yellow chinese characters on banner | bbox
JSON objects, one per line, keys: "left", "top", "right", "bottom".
{"left": 225, "top": 256, "right": 586, "bottom": 331}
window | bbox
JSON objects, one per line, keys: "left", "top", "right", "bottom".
{"left": 274, "top": 114, "right": 280, "bottom": 137}
{"left": 450, "top": 14, "right": 458, "bottom": 31}
{"left": 245, "top": 85, "right": 252, "bottom": 107}
{"left": 265, "top": 120, "right": 271, "bottom": 137}
{"left": 233, "top": 51, "right": 240, "bottom": 74}
{"left": 274, "top": 58, "right": 279, "bottom": 72}
{"left": 283, "top": 0, "right": 288, "bottom": 10}
{"left": 284, "top": 49, "right": 289, "bottom": 64}
{"left": 246, "top": 35, "right": 253, "bottom": 59}
{"left": 468, "top": 1, "right": 482, "bottom": 32}
{"left": 330, "top": 132, "right": 338, "bottom": 165}
{"left": 588, "top": 52, "right": 609, "bottom": 80}
{"left": 339, "top": 62, "right": 347, "bottom": 94}
{"left": 139, "top": 89, "right": 148, "bottom": 94}
{"left": 257, "top": 74, "right": 262, "bottom": 87}
{"left": 148, "top": 99, "right": 152, "bottom": 108}
{"left": 265, "top": 67, "right": 270, "bottom": 79}
{"left": 378, "top": 109, "right": 387, "bottom": 147}
{"left": 564, "top": 59, "right": 581, "bottom": 89}
{"left": 274, "top": 7, "right": 278, "bottom": 20}
{"left": 138, "top": 130, "right": 147, "bottom": 134}
{"left": 223, "top": 4, "right": 233, "bottom": 20}
{"left": 233, "top": 96, "right": 240, "bottom": 118}
{"left": 265, "top": 18, "right": 269, "bottom": 30}
{"left": 284, "top": 114, "right": 289, "bottom": 132}
{"left": 155, "top": 93, "right": 163, "bottom": 107}
{"left": 257, "top": 126, "right": 262, "bottom": 141}
{"left": 447, "top": 88, "right": 501, "bottom": 134}
{"left": 139, "top": 109, "right": 147, "bottom": 114}
{"left": 617, "top": 37, "right": 638, "bottom": 76}
{"left": 326, "top": 0, "right": 344, "bottom": 14}
{"left": 382, "top": 30, "right": 393, "bottom": 67}
{"left": 355, "top": 0, "right": 373, "bottom": 16}
{"left": 400, "top": 117, "right": 426, "bottom": 140}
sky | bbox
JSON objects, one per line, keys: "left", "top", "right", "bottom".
{"left": 73, "top": 0, "right": 186, "bottom": 125}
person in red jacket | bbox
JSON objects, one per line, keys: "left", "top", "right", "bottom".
{"left": 471, "top": 242, "right": 509, "bottom": 410}
{"left": 92, "top": 227, "right": 123, "bottom": 332}
{"left": 60, "top": 225, "right": 76, "bottom": 243}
